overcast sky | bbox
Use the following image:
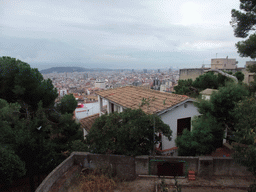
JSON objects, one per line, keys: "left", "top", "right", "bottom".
{"left": 0, "top": 0, "right": 252, "bottom": 70}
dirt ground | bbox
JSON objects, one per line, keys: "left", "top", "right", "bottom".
{"left": 113, "top": 177, "right": 250, "bottom": 192}
{"left": 66, "top": 171, "right": 252, "bottom": 192}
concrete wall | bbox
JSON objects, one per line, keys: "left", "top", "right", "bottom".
{"left": 179, "top": 68, "right": 252, "bottom": 84}
{"left": 211, "top": 58, "right": 237, "bottom": 69}
{"left": 79, "top": 153, "right": 136, "bottom": 181}
{"left": 135, "top": 156, "right": 149, "bottom": 175}
{"left": 179, "top": 68, "right": 205, "bottom": 81}
{"left": 36, "top": 153, "right": 76, "bottom": 192}
{"left": 213, "top": 157, "right": 250, "bottom": 176}
{"left": 37, "top": 153, "right": 253, "bottom": 191}
{"left": 136, "top": 156, "right": 198, "bottom": 176}
{"left": 160, "top": 101, "right": 200, "bottom": 150}
{"left": 136, "top": 156, "right": 252, "bottom": 177}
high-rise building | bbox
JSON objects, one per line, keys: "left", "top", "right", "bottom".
{"left": 84, "top": 73, "right": 88, "bottom": 79}
{"left": 143, "top": 69, "right": 147, "bottom": 73}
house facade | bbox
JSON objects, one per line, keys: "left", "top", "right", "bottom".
{"left": 96, "top": 86, "right": 200, "bottom": 155}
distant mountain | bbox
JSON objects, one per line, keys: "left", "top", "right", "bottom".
{"left": 40, "top": 67, "right": 114, "bottom": 74}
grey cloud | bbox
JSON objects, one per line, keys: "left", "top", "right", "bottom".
{"left": 0, "top": 0, "right": 250, "bottom": 70}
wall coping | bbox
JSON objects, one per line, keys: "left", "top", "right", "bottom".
{"left": 35, "top": 153, "right": 75, "bottom": 192}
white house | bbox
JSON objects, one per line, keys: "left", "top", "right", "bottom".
{"left": 96, "top": 86, "right": 200, "bottom": 156}
{"left": 95, "top": 79, "right": 106, "bottom": 89}
{"left": 58, "top": 89, "right": 68, "bottom": 97}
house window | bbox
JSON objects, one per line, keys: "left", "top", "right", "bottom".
{"left": 177, "top": 117, "right": 191, "bottom": 136}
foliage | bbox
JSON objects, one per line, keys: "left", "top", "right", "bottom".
{"left": 0, "top": 99, "right": 26, "bottom": 184}
{"left": 0, "top": 57, "right": 83, "bottom": 190}
{"left": 192, "top": 72, "right": 219, "bottom": 90}
{"left": 231, "top": 1, "right": 256, "bottom": 58}
{"left": 0, "top": 56, "right": 58, "bottom": 110}
{"left": 174, "top": 72, "right": 232, "bottom": 97}
{"left": 176, "top": 83, "right": 249, "bottom": 156}
{"left": 57, "top": 94, "right": 78, "bottom": 114}
{"left": 232, "top": 98, "right": 256, "bottom": 176}
{"left": 158, "top": 177, "right": 182, "bottom": 192}
{"left": 160, "top": 179, "right": 168, "bottom": 192}
{"left": 234, "top": 71, "right": 245, "bottom": 82}
{"left": 245, "top": 64, "right": 256, "bottom": 94}
{"left": 0, "top": 146, "right": 26, "bottom": 184}
{"left": 174, "top": 79, "right": 194, "bottom": 96}
{"left": 173, "top": 177, "right": 182, "bottom": 192}
{"left": 86, "top": 109, "right": 172, "bottom": 156}
{"left": 247, "top": 63, "right": 256, "bottom": 73}
{"left": 196, "top": 83, "right": 249, "bottom": 129}
{"left": 70, "top": 140, "right": 88, "bottom": 152}
{"left": 0, "top": 99, "right": 60, "bottom": 186}
{"left": 176, "top": 114, "right": 223, "bottom": 156}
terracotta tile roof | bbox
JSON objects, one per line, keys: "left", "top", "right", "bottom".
{"left": 97, "top": 86, "right": 190, "bottom": 114}
{"left": 79, "top": 113, "right": 99, "bottom": 132}
{"left": 200, "top": 88, "right": 218, "bottom": 95}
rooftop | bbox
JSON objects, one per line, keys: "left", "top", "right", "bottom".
{"left": 97, "top": 86, "right": 190, "bottom": 114}
{"left": 79, "top": 113, "right": 99, "bottom": 132}
{"left": 199, "top": 88, "right": 218, "bottom": 96}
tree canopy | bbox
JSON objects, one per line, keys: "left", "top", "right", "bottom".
{"left": 176, "top": 83, "right": 249, "bottom": 156}
{"left": 86, "top": 109, "right": 172, "bottom": 156}
{"left": 0, "top": 57, "right": 84, "bottom": 191}
{"left": 174, "top": 72, "right": 233, "bottom": 97}
{"left": 57, "top": 94, "right": 78, "bottom": 114}
{"left": 232, "top": 97, "right": 256, "bottom": 176}
{"left": 231, "top": 0, "right": 256, "bottom": 58}
{"left": 0, "top": 57, "right": 58, "bottom": 110}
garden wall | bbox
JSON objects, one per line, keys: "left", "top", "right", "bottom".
{"left": 36, "top": 153, "right": 253, "bottom": 192}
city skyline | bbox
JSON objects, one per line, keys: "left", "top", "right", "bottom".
{"left": 1, "top": 0, "right": 252, "bottom": 70}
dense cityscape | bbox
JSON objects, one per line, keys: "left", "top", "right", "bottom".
{"left": 2, "top": 0, "right": 256, "bottom": 191}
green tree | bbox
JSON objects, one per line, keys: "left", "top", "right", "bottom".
{"left": 232, "top": 97, "right": 256, "bottom": 176}
{"left": 174, "top": 79, "right": 196, "bottom": 96}
{"left": 0, "top": 146, "right": 26, "bottom": 184}
{"left": 244, "top": 63, "right": 256, "bottom": 94}
{"left": 0, "top": 99, "right": 60, "bottom": 190}
{"left": 196, "top": 83, "right": 249, "bottom": 129}
{"left": 86, "top": 109, "right": 172, "bottom": 156}
{"left": 176, "top": 114, "right": 223, "bottom": 156}
{"left": 0, "top": 56, "right": 58, "bottom": 110}
{"left": 0, "top": 57, "right": 83, "bottom": 191}
{"left": 176, "top": 83, "right": 249, "bottom": 156}
{"left": 192, "top": 72, "right": 219, "bottom": 90}
{"left": 174, "top": 72, "right": 231, "bottom": 97}
{"left": 231, "top": 1, "right": 256, "bottom": 58}
{"left": 57, "top": 94, "right": 78, "bottom": 114}
{"left": 0, "top": 99, "right": 26, "bottom": 184}
{"left": 234, "top": 71, "right": 245, "bottom": 82}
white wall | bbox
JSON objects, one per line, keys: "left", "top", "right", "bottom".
{"left": 202, "top": 94, "right": 211, "bottom": 100}
{"left": 159, "top": 101, "right": 200, "bottom": 150}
